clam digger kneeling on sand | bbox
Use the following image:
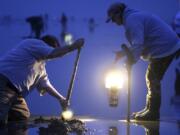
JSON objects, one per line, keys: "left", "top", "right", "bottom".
{"left": 0, "top": 35, "right": 84, "bottom": 126}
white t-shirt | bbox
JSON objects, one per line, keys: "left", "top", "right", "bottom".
{"left": 0, "top": 39, "right": 54, "bottom": 97}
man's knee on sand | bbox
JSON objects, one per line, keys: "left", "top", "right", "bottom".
{"left": 0, "top": 95, "right": 30, "bottom": 122}
{"left": 8, "top": 97, "right": 30, "bottom": 121}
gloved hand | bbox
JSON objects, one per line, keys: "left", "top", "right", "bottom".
{"left": 59, "top": 97, "right": 70, "bottom": 110}
{"left": 121, "top": 43, "right": 136, "bottom": 66}
{"left": 125, "top": 57, "right": 136, "bottom": 67}
{"left": 73, "top": 38, "right": 84, "bottom": 49}
{"left": 113, "top": 50, "right": 125, "bottom": 64}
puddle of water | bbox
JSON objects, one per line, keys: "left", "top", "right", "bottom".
{"left": 0, "top": 118, "right": 180, "bottom": 135}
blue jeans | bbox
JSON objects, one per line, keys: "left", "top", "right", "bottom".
{"left": 0, "top": 74, "right": 30, "bottom": 125}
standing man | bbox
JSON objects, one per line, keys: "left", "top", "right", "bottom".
{"left": 0, "top": 35, "right": 84, "bottom": 126}
{"left": 106, "top": 2, "right": 180, "bottom": 121}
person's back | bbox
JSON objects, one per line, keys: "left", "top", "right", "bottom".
{"left": 123, "top": 8, "right": 179, "bottom": 60}
{"left": 0, "top": 38, "right": 53, "bottom": 96}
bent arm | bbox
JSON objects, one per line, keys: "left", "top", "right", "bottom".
{"left": 44, "top": 85, "right": 65, "bottom": 102}
{"left": 43, "top": 38, "right": 84, "bottom": 60}
{"left": 41, "top": 84, "right": 68, "bottom": 109}
{"left": 36, "top": 74, "right": 67, "bottom": 108}
{"left": 37, "top": 78, "right": 65, "bottom": 102}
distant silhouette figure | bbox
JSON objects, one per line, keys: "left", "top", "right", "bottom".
{"left": 43, "top": 13, "right": 49, "bottom": 32}
{"left": 60, "top": 13, "right": 68, "bottom": 42}
{"left": 88, "top": 18, "right": 96, "bottom": 33}
{"left": 26, "top": 16, "right": 44, "bottom": 39}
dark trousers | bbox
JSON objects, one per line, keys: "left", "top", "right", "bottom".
{"left": 146, "top": 50, "right": 180, "bottom": 96}
{"left": 0, "top": 74, "right": 30, "bottom": 124}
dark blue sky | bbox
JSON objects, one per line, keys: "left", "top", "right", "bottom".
{"left": 0, "top": 0, "right": 179, "bottom": 119}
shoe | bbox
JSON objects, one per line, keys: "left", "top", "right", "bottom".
{"left": 135, "top": 93, "right": 161, "bottom": 121}
{"left": 132, "top": 95, "right": 150, "bottom": 117}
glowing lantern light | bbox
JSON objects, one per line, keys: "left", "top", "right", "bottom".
{"left": 105, "top": 69, "right": 127, "bottom": 107}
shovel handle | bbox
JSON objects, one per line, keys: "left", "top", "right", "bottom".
{"left": 66, "top": 48, "right": 81, "bottom": 103}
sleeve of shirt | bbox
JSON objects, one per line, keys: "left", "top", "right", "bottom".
{"left": 25, "top": 39, "right": 54, "bottom": 60}
{"left": 125, "top": 17, "right": 145, "bottom": 62}
{"left": 36, "top": 72, "right": 54, "bottom": 96}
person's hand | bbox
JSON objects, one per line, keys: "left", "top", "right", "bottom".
{"left": 59, "top": 97, "right": 70, "bottom": 110}
{"left": 125, "top": 58, "right": 136, "bottom": 67}
{"left": 113, "top": 50, "right": 125, "bottom": 64}
{"left": 73, "top": 38, "right": 84, "bottom": 49}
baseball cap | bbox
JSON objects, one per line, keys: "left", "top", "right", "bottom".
{"left": 106, "top": 2, "right": 126, "bottom": 23}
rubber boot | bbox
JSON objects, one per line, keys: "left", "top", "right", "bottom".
{"left": 132, "top": 94, "right": 150, "bottom": 117}
{"left": 135, "top": 92, "right": 161, "bottom": 121}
